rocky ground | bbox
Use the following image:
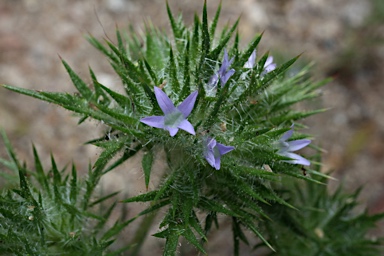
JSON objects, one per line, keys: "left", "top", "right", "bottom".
{"left": 1, "top": 0, "right": 384, "bottom": 255}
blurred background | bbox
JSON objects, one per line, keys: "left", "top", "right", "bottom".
{"left": 0, "top": 0, "right": 383, "bottom": 254}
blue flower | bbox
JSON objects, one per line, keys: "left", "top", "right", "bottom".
{"left": 204, "top": 137, "right": 235, "bottom": 170}
{"left": 140, "top": 87, "right": 198, "bottom": 137}
{"left": 261, "top": 56, "right": 276, "bottom": 76}
{"left": 208, "top": 49, "right": 235, "bottom": 87}
{"left": 244, "top": 50, "right": 276, "bottom": 75}
{"left": 243, "top": 49, "right": 257, "bottom": 68}
{"left": 277, "top": 126, "right": 311, "bottom": 166}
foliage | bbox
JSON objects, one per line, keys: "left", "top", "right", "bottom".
{"left": 260, "top": 158, "right": 384, "bottom": 256}
{"left": 0, "top": 131, "right": 131, "bottom": 255}
{"left": 1, "top": 1, "right": 383, "bottom": 255}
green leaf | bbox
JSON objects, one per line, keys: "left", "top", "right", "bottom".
{"left": 50, "top": 154, "right": 63, "bottom": 204}
{"left": 183, "top": 227, "right": 207, "bottom": 254}
{"left": 82, "top": 139, "right": 127, "bottom": 209}
{"left": 257, "top": 55, "right": 301, "bottom": 92}
{"left": 137, "top": 200, "right": 170, "bottom": 218}
{"left": 201, "top": 0, "right": 210, "bottom": 55}
{"left": 236, "top": 165, "right": 278, "bottom": 181}
{"left": 95, "top": 104, "right": 138, "bottom": 126}
{"left": 191, "top": 13, "right": 200, "bottom": 58}
{"left": 106, "top": 41, "right": 144, "bottom": 85}
{"left": 232, "top": 30, "right": 240, "bottom": 62}
{"left": 89, "top": 191, "right": 120, "bottom": 208}
{"left": 121, "top": 190, "right": 168, "bottom": 206}
{"left": 89, "top": 67, "right": 111, "bottom": 106}
{"left": 232, "top": 217, "right": 249, "bottom": 245}
{"left": 61, "top": 59, "right": 93, "bottom": 100}
{"left": 116, "top": 28, "right": 126, "bottom": 56}
{"left": 209, "top": 0, "right": 222, "bottom": 39}
{"left": 102, "top": 219, "right": 135, "bottom": 241}
{"left": 198, "top": 197, "right": 240, "bottom": 217}
{"left": 32, "top": 145, "right": 50, "bottom": 197}
{"left": 87, "top": 35, "right": 119, "bottom": 63}
{"left": 269, "top": 109, "right": 327, "bottom": 125}
{"left": 142, "top": 148, "right": 154, "bottom": 190}
{"left": 163, "top": 226, "right": 179, "bottom": 256}
{"left": 282, "top": 168, "right": 326, "bottom": 185}
{"left": 17, "top": 167, "right": 33, "bottom": 201}
{"left": 203, "top": 81, "right": 230, "bottom": 129}
{"left": 70, "top": 163, "right": 78, "bottom": 204}
{"left": 203, "top": 212, "right": 219, "bottom": 236}
{"left": 168, "top": 47, "right": 180, "bottom": 95}
{"left": 138, "top": 59, "right": 156, "bottom": 88}
{"left": 142, "top": 83, "right": 159, "bottom": 112}
{"left": 103, "top": 144, "right": 142, "bottom": 174}
{"left": 242, "top": 220, "right": 275, "bottom": 252}
{"left": 232, "top": 217, "right": 249, "bottom": 256}
{"left": 237, "top": 32, "right": 263, "bottom": 66}
{"left": 142, "top": 58, "right": 159, "bottom": 86}
{"left": 180, "top": 40, "right": 191, "bottom": 99}
{"left": 0, "top": 158, "right": 17, "bottom": 174}
{"left": 1, "top": 129, "right": 22, "bottom": 170}
{"left": 209, "top": 16, "right": 240, "bottom": 60}
{"left": 111, "top": 62, "right": 141, "bottom": 96}
{"left": 166, "top": 0, "right": 180, "bottom": 40}
{"left": 51, "top": 154, "right": 61, "bottom": 185}
{"left": 94, "top": 202, "right": 117, "bottom": 233}
{"left": 154, "top": 171, "right": 177, "bottom": 202}
{"left": 145, "top": 25, "right": 167, "bottom": 70}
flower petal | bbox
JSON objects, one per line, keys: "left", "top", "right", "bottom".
{"left": 264, "top": 56, "right": 274, "bottom": 67}
{"left": 140, "top": 116, "right": 164, "bottom": 129}
{"left": 264, "top": 63, "right": 276, "bottom": 73}
{"left": 287, "top": 139, "right": 311, "bottom": 151}
{"left": 228, "top": 57, "right": 234, "bottom": 66}
{"left": 178, "top": 91, "right": 198, "bottom": 117}
{"left": 154, "top": 86, "right": 176, "bottom": 114}
{"left": 284, "top": 152, "right": 310, "bottom": 166}
{"left": 216, "top": 143, "right": 235, "bottom": 155}
{"left": 206, "top": 138, "right": 216, "bottom": 150}
{"left": 221, "top": 69, "right": 235, "bottom": 86}
{"left": 208, "top": 74, "right": 219, "bottom": 88}
{"left": 219, "top": 49, "right": 230, "bottom": 73}
{"left": 167, "top": 127, "right": 179, "bottom": 137}
{"left": 218, "top": 49, "right": 233, "bottom": 76}
{"left": 204, "top": 150, "right": 216, "bottom": 168}
{"left": 214, "top": 155, "right": 221, "bottom": 170}
{"left": 177, "top": 119, "right": 196, "bottom": 135}
{"left": 244, "top": 50, "right": 256, "bottom": 68}
{"left": 281, "top": 129, "right": 293, "bottom": 141}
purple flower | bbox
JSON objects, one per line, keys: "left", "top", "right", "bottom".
{"left": 261, "top": 56, "right": 276, "bottom": 75}
{"left": 140, "top": 87, "right": 198, "bottom": 137}
{"left": 209, "top": 49, "right": 235, "bottom": 87}
{"left": 244, "top": 50, "right": 276, "bottom": 75}
{"left": 243, "top": 50, "right": 257, "bottom": 68}
{"left": 204, "top": 137, "right": 235, "bottom": 170}
{"left": 277, "top": 126, "right": 311, "bottom": 166}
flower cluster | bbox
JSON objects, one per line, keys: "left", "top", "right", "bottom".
{"left": 140, "top": 86, "right": 234, "bottom": 169}
{"left": 140, "top": 50, "right": 310, "bottom": 169}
